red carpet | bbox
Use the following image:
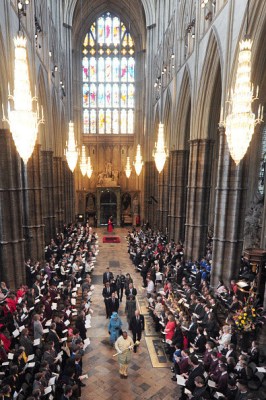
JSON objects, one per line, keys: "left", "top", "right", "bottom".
{"left": 103, "top": 236, "right": 121, "bottom": 243}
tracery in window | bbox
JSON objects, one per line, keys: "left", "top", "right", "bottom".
{"left": 82, "top": 12, "right": 135, "bottom": 134}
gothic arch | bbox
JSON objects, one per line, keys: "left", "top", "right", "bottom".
{"left": 51, "top": 90, "right": 59, "bottom": 155}
{"left": 0, "top": 28, "right": 8, "bottom": 127}
{"left": 193, "top": 30, "right": 222, "bottom": 140}
{"left": 37, "top": 68, "right": 49, "bottom": 149}
{"left": 163, "top": 89, "right": 172, "bottom": 144}
{"left": 173, "top": 66, "right": 191, "bottom": 150}
{"left": 72, "top": 0, "right": 146, "bottom": 52}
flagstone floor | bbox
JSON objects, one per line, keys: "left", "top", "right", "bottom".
{"left": 81, "top": 227, "right": 179, "bottom": 400}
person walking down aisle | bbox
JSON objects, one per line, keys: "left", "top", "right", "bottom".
{"left": 125, "top": 294, "right": 136, "bottom": 324}
{"left": 114, "top": 331, "right": 134, "bottom": 379}
{"left": 130, "top": 310, "right": 145, "bottom": 353}
{"left": 102, "top": 282, "right": 114, "bottom": 318}
{"left": 108, "top": 312, "right": 122, "bottom": 346}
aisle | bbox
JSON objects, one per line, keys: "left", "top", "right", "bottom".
{"left": 81, "top": 227, "right": 178, "bottom": 400}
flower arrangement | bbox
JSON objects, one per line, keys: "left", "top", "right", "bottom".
{"left": 233, "top": 296, "right": 257, "bottom": 331}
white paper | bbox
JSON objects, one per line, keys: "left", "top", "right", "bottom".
{"left": 257, "top": 367, "right": 266, "bottom": 373}
{"left": 208, "top": 380, "right": 216, "bottom": 388}
{"left": 176, "top": 375, "right": 186, "bottom": 386}
{"left": 45, "top": 319, "right": 52, "bottom": 327}
{"left": 27, "top": 354, "right": 35, "bottom": 361}
{"left": 44, "top": 386, "right": 52, "bottom": 395}
{"left": 51, "top": 303, "right": 57, "bottom": 310}
{"left": 49, "top": 376, "right": 56, "bottom": 385}
{"left": 214, "top": 392, "right": 225, "bottom": 399}
{"left": 34, "top": 338, "right": 41, "bottom": 346}
{"left": 64, "top": 320, "right": 70, "bottom": 326}
{"left": 12, "top": 329, "right": 20, "bottom": 338}
{"left": 83, "top": 338, "right": 90, "bottom": 350}
{"left": 66, "top": 309, "right": 71, "bottom": 316}
{"left": 79, "top": 374, "right": 88, "bottom": 380}
{"left": 43, "top": 328, "right": 49, "bottom": 334}
{"left": 71, "top": 298, "right": 76, "bottom": 305}
{"left": 2, "top": 362, "right": 9, "bottom": 366}
{"left": 8, "top": 353, "right": 14, "bottom": 360}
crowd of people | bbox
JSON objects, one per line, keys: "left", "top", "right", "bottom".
{"left": 127, "top": 227, "right": 266, "bottom": 400}
{"left": 0, "top": 224, "right": 98, "bottom": 400}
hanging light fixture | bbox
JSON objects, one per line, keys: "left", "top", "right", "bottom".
{"left": 153, "top": 123, "right": 169, "bottom": 173}
{"left": 86, "top": 156, "right": 93, "bottom": 178}
{"left": 2, "top": 35, "right": 44, "bottom": 164}
{"left": 125, "top": 156, "right": 132, "bottom": 178}
{"left": 65, "top": 121, "right": 78, "bottom": 172}
{"left": 133, "top": 144, "right": 144, "bottom": 176}
{"left": 225, "top": 1, "right": 263, "bottom": 165}
{"left": 79, "top": 145, "right": 87, "bottom": 176}
{"left": 225, "top": 39, "right": 263, "bottom": 165}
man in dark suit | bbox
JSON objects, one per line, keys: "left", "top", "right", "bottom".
{"left": 130, "top": 310, "right": 144, "bottom": 353}
{"left": 216, "top": 364, "right": 228, "bottom": 395}
{"left": 102, "top": 282, "right": 114, "bottom": 318}
{"left": 103, "top": 267, "right": 114, "bottom": 284}
{"left": 107, "top": 292, "right": 119, "bottom": 315}
{"left": 125, "top": 282, "right": 137, "bottom": 297}
{"left": 185, "top": 356, "right": 205, "bottom": 393}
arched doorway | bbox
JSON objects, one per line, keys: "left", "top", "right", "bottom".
{"left": 100, "top": 190, "right": 117, "bottom": 225}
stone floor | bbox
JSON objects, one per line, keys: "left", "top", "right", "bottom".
{"left": 81, "top": 227, "right": 179, "bottom": 400}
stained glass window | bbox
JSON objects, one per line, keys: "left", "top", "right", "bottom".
{"left": 82, "top": 12, "right": 135, "bottom": 134}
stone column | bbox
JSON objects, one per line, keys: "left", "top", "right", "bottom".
{"left": 53, "top": 156, "right": 64, "bottom": 233}
{"left": 0, "top": 129, "right": 25, "bottom": 288}
{"left": 144, "top": 161, "right": 159, "bottom": 228}
{"left": 157, "top": 158, "right": 169, "bottom": 232}
{"left": 211, "top": 126, "right": 248, "bottom": 286}
{"left": 41, "top": 150, "right": 56, "bottom": 243}
{"left": 62, "top": 160, "right": 69, "bottom": 223}
{"left": 22, "top": 144, "right": 45, "bottom": 261}
{"left": 185, "top": 139, "right": 214, "bottom": 260}
{"left": 168, "top": 150, "right": 189, "bottom": 242}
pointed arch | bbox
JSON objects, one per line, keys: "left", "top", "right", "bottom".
{"left": 193, "top": 30, "right": 222, "bottom": 140}
{"left": 163, "top": 89, "right": 172, "bottom": 144}
{"left": 37, "top": 67, "right": 49, "bottom": 149}
{"left": 173, "top": 66, "right": 191, "bottom": 150}
{"left": 0, "top": 28, "right": 8, "bottom": 127}
{"left": 51, "top": 90, "right": 59, "bottom": 155}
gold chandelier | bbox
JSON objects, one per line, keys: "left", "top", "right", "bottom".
{"left": 133, "top": 144, "right": 144, "bottom": 176}
{"left": 125, "top": 156, "right": 132, "bottom": 178}
{"left": 225, "top": 39, "right": 263, "bottom": 165}
{"left": 65, "top": 121, "right": 78, "bottom": 172}
{"left": 2, "top": 35, "right": 44, "bottom": 164}
{"left": 80, "top": 145, "right": 87, "bottom": 176}
{"left": 153, "top": 123, "right": 168, "bottom": 173}
{"left": 86, "top": 156, "right": 93, "bottom": 178}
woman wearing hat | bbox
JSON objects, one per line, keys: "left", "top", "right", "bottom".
{"left": 108, "top": 312, "right": 122, "bottom": 345}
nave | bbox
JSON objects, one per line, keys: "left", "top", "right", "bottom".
{"left": 82, "top": 228, "right": 178, "bottom": 400}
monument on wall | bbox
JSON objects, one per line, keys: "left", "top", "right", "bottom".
{"left": 97, "top": 162, "right": 119, "bottom": 187}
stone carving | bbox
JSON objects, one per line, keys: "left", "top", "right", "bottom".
{"left": 97, "top": 162, "right": 119, "bottom": 187}
{"left": 244, "top": 190, "right": 264, "bottom": 248}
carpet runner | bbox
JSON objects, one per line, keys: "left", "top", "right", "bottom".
{"left": 102, "top": 236, "right": 121, "bottom": 243}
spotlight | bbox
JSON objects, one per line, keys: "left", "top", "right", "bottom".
{"left": 18, "top": 1, "right": 23, "bottom": 10}
{"left": 25, "top": 0, "right": 29, "bottom": 4}
{"left": 49, "top": 50, "right": 52, "bottom": 57}
{"left": 171, "top": 53, "right": 175, "bottom": 59}
{"left": 54, "top": 65, "right": 58, "bottom": 72}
